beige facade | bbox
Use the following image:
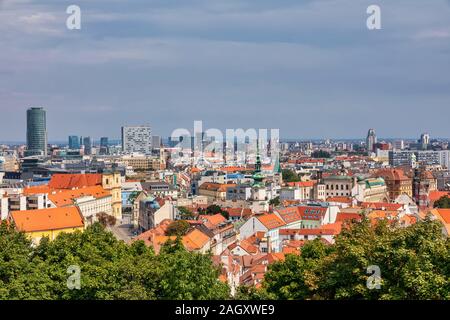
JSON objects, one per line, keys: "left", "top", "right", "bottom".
{"left": 102, "top": 172, "right": 122, "bottom": 219}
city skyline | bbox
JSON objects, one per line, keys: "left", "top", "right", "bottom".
{"left": 1, "top": 0, "right": 450, "bottom": 141}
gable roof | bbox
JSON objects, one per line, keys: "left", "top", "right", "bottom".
{"left": 198, "top": 214, "right": 227, "bottom": 229}
{"left": 182, "top": 228, "right": 211, "bottom": 251}
{"left": 11, "top": 206, "right": 84, "bottom": 232}
{"left": 49, "top": 174, "right": 102, "bottom": 189}
{"left": 48, "top": 186, "right": 111, "bottom": 207}
{"left": 256, "top": 213, "right": 286, "bottom": 229}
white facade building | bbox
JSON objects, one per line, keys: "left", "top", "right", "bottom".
{"left": 121, "top": 126, "right": 152, "bottom": 155}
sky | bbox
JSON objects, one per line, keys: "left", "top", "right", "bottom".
{"left": 0, "top": 0, "right": 450, "bottom": 142}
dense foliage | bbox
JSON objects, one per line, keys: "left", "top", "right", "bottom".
{"left": 177, "top": 206, "right": 196, "bottom": 220}
{"left": 254, "top": 218, "right": 450, "bottom": 300}
{"left": 0, "top": 221, "right": 229, "bottom": 300}
{"left": 269, "top": 196, "right": 281, "bottom": 207}
{"left": 1, "top": 217, "right": 449, "bottom": 300}
{"left": 311, "top": 150, "right": 331, "bottom": 159}
{"left": 282, "top": 169, "right": 300, "bottom": 182}
{"left": 165, "top": 220, "right": 191, "bottom": 236}
{"left": 434, "top": 196, "right": 450, "bottom": 209}
{"left": 198, "top": 205, "right": 229, "bottom": 219}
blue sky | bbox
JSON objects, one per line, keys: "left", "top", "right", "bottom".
{"left": 1, "top": 0, "right": 450, "bottom": 141}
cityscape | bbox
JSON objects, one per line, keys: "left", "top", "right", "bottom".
{"left": 1, "top": 0, "right": 450, "bottom": 308}
{"left": 1, "top": 107, "right": 449, "bottom": 301}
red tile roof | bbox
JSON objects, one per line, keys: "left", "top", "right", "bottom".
{"left": 11, "top": 206, "right": 84, "bottom": 232}
{"left": 49, "top": 174, "right": 102, "bottom": 189}
{"left": 257, "top": 213, "right": 286, "bottom": 229}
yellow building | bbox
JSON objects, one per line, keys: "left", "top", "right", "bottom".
{"left": 102, "top": 171, "right": 122, "bottom": 219}
{"left": 10, "top": 206, "right": 84, "bottom": 244}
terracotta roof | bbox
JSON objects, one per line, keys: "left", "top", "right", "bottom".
{"left": 224, "top": 207, "right": 252, "bottom": 218}
{"left": 375, "top": 169, "right": 410, "bottom": 181}
{"left": 198, "top": 214, "right": 227, "bottom": 229}
{"left": 257, "top": 213, "right": 286, "bottom": 229}
{"left": 433, "top": 208, "right": 450, "bottom": 224}
{"left": 335, "top": 212, "right": 363, "bottom": 223}
{"left": 327, "top": 196, "right": 353, "bottom": 204}
{"left": 275, "top": 207, "right": 302, "bottom": 224}
{"left": 198, "top": 182, "right": 236, "bottom": 192}
{"left": 286, "top": 181, "right": 316, "bottom": 188}
{"left": 361, "top": 202, "right": 403, "bottom": 211}
{"left": 48, "top": 186, "right": 111, "bottom": 207}
{"left": 296, "top": 206, "right": 327, "bottom": 220}
{"left": 429, "top": 191, "right": 450, "bottom": 203}
{"left": 48, "top": 174, "right": 102, "bottom": 189}
{"left": 182, "top": 228, "right": 211, "bottom": 251}
{"left": 11, "top": 206, "right": 84, "bottom": 232}
{"left": 23, "top": 185, "right": 53, "bottom": 195}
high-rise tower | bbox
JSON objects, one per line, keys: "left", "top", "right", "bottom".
{"left": 366, "top": 129, "right": 377, "bottom": 154}
{"left": 25, "top": 107, "right": 47, "bottom": 156}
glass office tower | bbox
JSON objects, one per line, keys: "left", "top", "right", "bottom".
{"left": 26, "top": 107, "right": 47, "bottom": 156}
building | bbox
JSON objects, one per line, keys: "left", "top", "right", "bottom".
{"left": 9, "top": 206, "right": 84, "bottom": 244}
{"left": 46, "top": 186, "right": 113, "bottom": 225}
{"left": 102, "top": 172, "right": 122, "bottom": 219}
{"left": 68, "top": 135, "right": 80, "bottom": 150}
{"left": 48, "top": 173, "right": 122, "bottom": 219}
{"left": 366, "top": 129, "right": 377, "bottom": 154}
{"left": 420, "top": 133, "right": 430, "bottom": 150}
{"left": 25, "top": 107, "right": 47, "bottom": 156}
{"left": 374, "top": 169, "right": 413, "bottom": 199}
{"left": 352, "top": 177, "right": 389, "bottom": 202}
{"left": 152, "top": 135, "right": 161, "bottom": 150}
{"left": 83, "top": 136, "right": 92, "bottom": 155}
{"left": 239, "top": 213, "right": 286, "bottom": 253}
{"left": 121, "top": 126, "right": 152, "bottom": 154}
{"left": 198, "top": 182, "right": 236, "bottom": 202}
{"left": 99, "top": 137, "right": 109, "bottom": 155}
{"left": 323, "top": 175, "right": 354, "bottom": 198}
{"left": 138, "top": 196, "right": 175, "bottom": 231}
{"left": 389, "top": 150, "right": 446, "bottom": 167}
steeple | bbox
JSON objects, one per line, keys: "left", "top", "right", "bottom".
{"left": 252, "top": 139, "right": 264, "bottom": 188}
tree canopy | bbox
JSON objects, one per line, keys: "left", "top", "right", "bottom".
{"left": 434, "top": 195, "right": 450, "bottom": 209}
{"left": 282, "top": 169, "right": 301, "bottom": 183}
{"left": 0, "top": 221, "right": 229, "bottom": 300}
{"left": 165, "top": 220, "right": 190, "bottom": 237}
{"left": 257, "top": 218, "right": 450, "bottom": 300}
{"left": 311, "top": 150, "right": 331, "bottom": 159}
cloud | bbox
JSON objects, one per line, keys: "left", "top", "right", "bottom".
{"left": 1, "top": 0, "right": 450, "bottom": 141}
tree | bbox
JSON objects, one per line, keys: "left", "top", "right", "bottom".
{"left": 311, "top": 150, "right": 331, "bottom": 158}
{"left": 166, "top": 220, "right": 190, "bottom": 237}
{"left": 261, "top": 218, "right": 450, "bottom": 300}
{"left": 282, "top": 169, "right": 300, "bottom": 183}
{"left": 0, "top": 222, "right": 230, "bottom": 300}
{"left": 198, "top": 205, "right": 229, "bottom": 220}
{"left": 96, "top": 212, "right": 116, "bottom": 227}
{"left": 269, "top": 196, "right": 281, "bottom": 207}
{"left": 434, "top": 195, "right": 450, "bottom": 209}
{"left": 177, "top": 206, "right": 195, "bottom": 220}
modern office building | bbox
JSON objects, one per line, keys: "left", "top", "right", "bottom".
{"left": 25, "top": 107, "right": 47, "bottom": 157}
{"left": 366, "top": 129, "right": 377, "bottom": 154}
{"left": 99, "top": 137, "right": 109, "bottom": 155}
{"left": 151, "top": 135, "right": 161, "bottom": 150}
{"left": 121, "top": 126, "right": 152, "bottom": 154}
{"left": 419, "top": 133, "right": 430, "bottom": 150}
{"left": 83, "top": 136, "right": 92, "bottom": 155}
{"left": 68, "top": 135, "right": 80, "bottom": 149}
{"left": 389, "top": 150, "right": 447, "bottom": 167}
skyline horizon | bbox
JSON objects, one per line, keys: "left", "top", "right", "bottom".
{"left": 1, "top": 1, "right": 450, "bottom": 141}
